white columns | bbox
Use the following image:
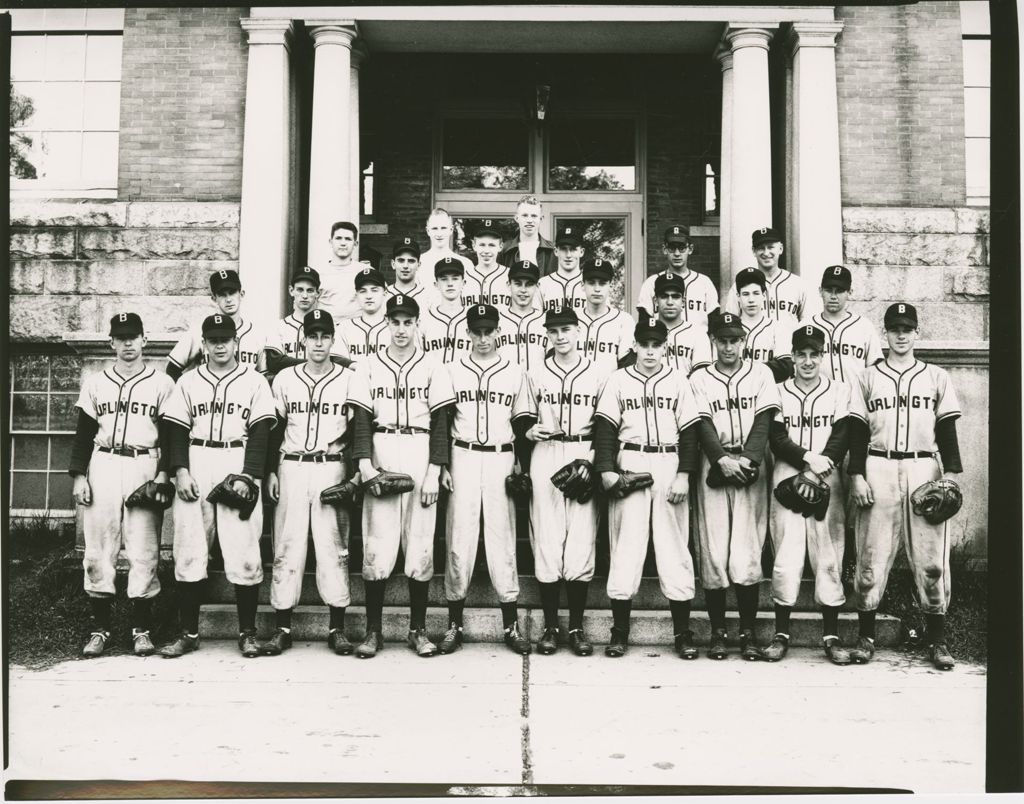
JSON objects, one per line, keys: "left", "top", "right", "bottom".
{"left": 307, "top": 23, "right": 358, "bottom": 266}
{"left": 238, "top": 18, "right": 294, "bottom": 323}
{"left": 725, "top": 24, "right": 777, "bottom": 287}
{"left": 714, "top": 44, "right": 733, "bottom": 293}
{"left": 349, "top": 45, "right": 366, "bottom": 223}
{"left": 789, "top": 22, "right": 845, "bottom": 276}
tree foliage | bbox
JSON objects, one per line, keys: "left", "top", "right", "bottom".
{"left": 10, "top": 82, "right": 37, "bottom": 179}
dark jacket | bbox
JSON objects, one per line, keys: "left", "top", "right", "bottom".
{"left": 499, "top": 234, "right": 558, "bottom": 277}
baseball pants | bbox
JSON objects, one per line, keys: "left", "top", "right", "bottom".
{"left": 529, "top": 440, "right": 598, "bottom": 584}
{"left": 361, "top": 433, "right": 435, "bottom": 582}
{"left": 694, "top": 455, "right": 770, "bottom": 589}
{"left": 172, "top": 445, "right": 263, "bottom": 586}
{"left": 82, "top": 450, "right": 162, "bottom": 599}
{"left": 769, "top": 464, "right": 846, "bottom": 608}
{"left": 445, "top": 445, "right": 519, "bottom": 603}
{"left": 271, "top": 458, "right": 350, "bottom": 610}
{"left": 607, "top": 450, "right": 695, "bottom": 601}
{"left": 854, "top": 455, "right": 951, "bottom": 614}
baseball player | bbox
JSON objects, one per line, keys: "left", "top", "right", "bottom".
{"left": 260, "top": 310, "right": 356, "bottom": 657}
{"left": 420, "top": 257, "right": 472, "bottom": 363}
{"left": 636, "top": 225, "right": 720, "bottom": 328}
{"left": 385, "top": 235, "right": 441, "bottom": 310}
{"left": 847, "top": 302, "right": 963, "bottom": 671}
{"left": 317, "top": 221, "right": 372, "bottom": 322}
{"left": 807, "top": 265, "right": 884, "bottom": 385}
{"left": 576, "top": 258, "right": 635, "bottom": 377}
{"left": 266, "top": 267, "right": 321, "bottom": 368}
{"left": 690, "top": 312, "right": 781, "bottom": 660}
{"left": 166, "top": 269, "right": 271, "bottom": 379}
{"left": 419, "top": 208, "right": 475, "bottom": 277}
{"left": 442, "top": 304, "right": 534, "bottom": 655}
{"left": 764, "top": 325, "right": 853, "bottom": 664}
{"left": 652, "top": 273, "right": 712, "bottom": 376}
{"left": 734, "top": 267, "right": 793, "bottom": 382}
{"left": 538, "top": 226, "right": 587, "bottom": 312}
{"left": 69, "top": 312, "right": 176, "bottom": 657}
{"left": 463, "top": 219, "right": 516, "bottom": 309}
{"left": 724, "top": 227, "right": 822, "bottom": 327}
{"left": 349, "top": 294, "right": 456, "bottom": 658}
{"left": 496, "top": 260, "right": 548, "bottom": 372}
{"left": 525, "top": 307, "right": 606, "bottom": 656}
{"left": 335, "top": 267, "right": 391, "bottom": 363}
{"left": 498, "top": 195, "right": 557, "bottom": 276}
{"left": 592, "top": 316, "right": 703, "bottom": 658}
{"left": 158, "top": 313, "right": 277, "bottom": 658}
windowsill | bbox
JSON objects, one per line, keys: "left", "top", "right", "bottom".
{"left": 9, "top": 509, "right": 76, "bottom": 521}
{"left": 10, "top": 187, "right": 118, "bottom": 200}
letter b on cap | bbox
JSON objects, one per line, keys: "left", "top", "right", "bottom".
{"left": 119, "top": 313, "right": 127, "bottom": 322}
{"left": 898, "top": 304, "right": 906, "bottom": 314}
{"left": 805, "top": 326, "right": 813, "bottom": 335}
{"left": 478, "top": 305, "right": 486, "bottom": 316}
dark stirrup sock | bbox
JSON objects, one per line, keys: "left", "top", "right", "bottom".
{"left": 538, "top": 582, "right": 561, "bottom": 629}
{"left": 276, "top": 608, "right": 294, "bottom": 630}
{"left": 364, "top": 580, "right": 386, "bottom": 633}
{"left": 179, "top": 581, "right": 205, "bottom": 635}
{"left": 131, "top": 597, "right": 152, "bottom": 632}
{"left": 858, "top": 609, "right": 877, "bottom": 639}
{"left": 408, "top": 578, "right": 429, "bottom": 631}
{"left": 705, "top": 588, "right": 728, "bottom": 631}
{"left": 328, "top": 606, "right": 345, "bottom": 631}
{"left": 735, "top": 583, "right": 759, "bottom": 631}
{"left": 234, "top": 583, "right": 259, "bottom": 632}
{"left": 821, "top": 605, "right": 840, "bottom": 637}
{"left": 610, "top": 598, "right": 632, "bottom": 633}
{"left": 566, "top": 581, "right": 589, "bottom": 631}
{"left": 448, "top": 599, "right": 465, "bottom": 627}
{"left": 669, "top": 600, "right": 692, "bottom": 635}
{"left": 774, "top": 603, "right": 792, "bottom": 635}
{"left": 925, "top": 613, "right": 946, "bottom": 643}
{"left": 88, "top": 596, "right": 113, "bottom": 631}
{"left": 500, "top": 601, "right": 518, "bottom": 629}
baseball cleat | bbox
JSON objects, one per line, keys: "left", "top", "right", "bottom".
{"left": 567, "top": 628, "right": 593, "bottom": 656}
{"left": 327, "top": 629, "right": 354, "bottom": 655}
{"left": 849, "top": 635, "right": 876, "bottom": 664}
{"left": 439, "top": 623, "right": 463, "bottom": 655}
{"left": 674, "top": 630, "right": 699, "bottom": 660}
{"left": 82, "top": 630, "right": 110, "bottom": 658}
{"left": 739, "top": 628, "right": 762, "bottom": 661}
{"left": 707, "top": 627, "right": 728, "bottom": 660}
{"left": 238, "top": 629, "right": 261, "bottom": 658}
{"left": 928, "top": 642, "right": 955, "bottom": 671}
{"left": 537, "top": 626, "right": 560, "bottom": 655}
{"left": 760, "top": 633, "right": 789, "bottom": 662}
{"left": 604, "top": 627, "right": 629, "bottom": 658}
{"left": 823, "top": 636, "right": 852, "bottom": 665}
{"left": 159, "top": 633, "right": 200, "bottom": 658}
{"left": 355, "top": 631, "right": 383, "bottom": 658}
{"left": 407, "top": 628, "right": 438, "bottom": 657}
{"left": 260, "top": 629, "right": 292, "bottom": 656}
{"left": 132, "top": 630, "right": 155, "bottom": 657}
{"left": 504, "top": 623, "right": 532, "bottom": 655}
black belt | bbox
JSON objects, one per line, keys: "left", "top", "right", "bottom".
{"left": 98, "top": 446, "right": 154, "bottom": 457}
{"left": 377, "top": 427, "right": 429, "bottom": 435}
{"left": 282, "top": 453, "right": 343, "bottom": 463}
{"left": 869, "top": 449, "right": 935, "bottom": 460}
{"left": 722, "top": 446, "right": 744, "bottom": 455}
{"left": 622, "top": 443, "right": 677, "bottom": 454}
{"left": 190, "top": 438, "right": 244, "bottom": 449}
{"left": 548, "top": 434, "right": 591, "bottom": 443}
{"left": 454, "top": 439, "right": 513, "bottom": 453}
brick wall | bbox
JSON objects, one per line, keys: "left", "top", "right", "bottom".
{"left": 118, "top": 7, "right": 247, "bottom": 201}
{"left": 835, "top": 2, "right": 967, "bottom": 206}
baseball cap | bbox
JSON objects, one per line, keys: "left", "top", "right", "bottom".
{"left": 544, "top": 306, "right": 579, "bottom": 329}
{"left": 109, "top": 312, "right": 144, "bottom": 337}
{"left": 555, "top": 226, "right": 583, "bottom": 248}
{"left": 634, "top": 315, "right": 669, "bottom": 344}
{"left": 303, "top": 309, "right": 335, "bottom": 336}
{"left": 654, "top": 273, "right": 686, "bottom": 297}
{"left": 821, "top": 264, "right": 852, "bottom": 291}
{"left": 466, "top": 303, "right": 500, "bottom": 331}
{"left": 392, "top": 236, "right": 421, "bottom": 258}
{"left": 709, "top": 312, "right": 746, "bottom": 339}
{"left": 290, "top": 266, "right": 321, "bottom": 288}
{"left": 474, "top": 219, "right": 503, "bottom": 239}
{"left": 884, "top": 302, "right": 918, "bottom": 329}
{"left": 735, "top": 267, "right": 767, "bottom": 290}
{"left": 663, "top": 225, "right": 691, "bottom": 246}
{"left": 581, "top": 258, "right": 614, "bottom": 282}
{"left": 202, "top": 313, "right": 237, "bottom": 339}
{"left": 792, "top": 324, "right": 826, "bottom": 352}
{"left": 508, "top": 260, "right": 540, "bottom": 283}
{"left": 434, "top": 256, "right": 465, "bottom": 278}
{"left": 209, "top": 269, "right": 242, "bottom": 294}
{"left": 354, "top": 266, "right": 386, "bottom": 290}
{"left": 386, "top": 294, "right": 420, "bottom": 319}
{"left": 751, "top": 227, "right": 783, "bottom": 247}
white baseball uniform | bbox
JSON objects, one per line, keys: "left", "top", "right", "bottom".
{"left": 75, "top": 366, "right": 176, "bottom": 599}
{"left": 663, "top": 320, "right": 713, "bottom": 376}
{"left": 272, "top": 313, "right": 307, "bottom": 361}
{"left": 538, "top": 270, "right": 587, "bottom": 312}
{"left": 444, "top": 355, "right": 533, "bottom": 602}
{"left": 807, "top": 312, "right": 885, "bottom": 385}
{"left": 420, "top": 304, "right": 472, "bottom": 363}
{"left": 725, "top": 270, "right": 822, "bottom": 328}
{"left": 161, "top": 364, "right": 276, "bottom": 585}
{"left": 336, "top": 315, "right": 391, "bottom": 362}
{"left": 386, "top": 280, "right": 441, "bottom": 311}
{"left": 848, "top": 358, "right": 961, "bottom": 614}
{"left": 496, "top": 307, "right": 548, "bottom": 372}
{"left": 595, "top": 365, "right": 703, "bottom": 601}
{"left": 462, "top": 263, "right": 513, "bottom": 308}
{"left": 167, "top": 315, "right": 272, "bottom": 374}
{"left": 739, "top": 313, "right": 792, "bottom": 364}
{"left": 577, "top": 307, "right": 635, "bottom": 377}
{"left": 690, "top": 360, "right": 781, "bottom": 589}
{"left": 270, "top": 364, "right": 354, "bottom": 610}
{"left": 637, "top": 269, "right": 720, "bottom": 329}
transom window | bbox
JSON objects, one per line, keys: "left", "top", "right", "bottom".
{"left": 960, "top": 0, "right": 990, "bottom": 205}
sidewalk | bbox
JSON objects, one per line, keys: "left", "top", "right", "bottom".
{"left": 7, "top": 642, "right": 986, "bottom": 793}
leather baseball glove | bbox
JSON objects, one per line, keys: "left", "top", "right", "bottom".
{"left": 706, "top": 460, "right": 760, "bottom": 489}
{"left": 550, "top": 459, "right": 594, "bottom": 503}
{"left": 206, "top": 474, "right": 260, "bottom": 520}
{"left": 910, "top": 478, "right": 963, "bottom": 524}
{"left": 124, "top": 480, "right": 175, "bottom": 511}
{"left": 505, "top": 472, "right": 533, "bottom": 503}
{"left": 361, "top": 469, "right": 415, "bottom": 498}
{"left": 320, "top": 478, "right": 363, "bottom": 508}
{"left": 773, "top": 473, "right": 830, "bottom": 521}
{"left": 605, "top": 470, "right": 654, "bottom": 499}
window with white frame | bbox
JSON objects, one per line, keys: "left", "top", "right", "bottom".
{"left": 960, "top": 0, "right": 990, "bottom": 205}
{"left": 9, "top": 8, "right": 124, "bottom": 196}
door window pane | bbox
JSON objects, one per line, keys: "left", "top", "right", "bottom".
{"left": 12, "top": 435, "right": 49, "bottom": 470}
{"left": 452, "top": 217, "right": 521, "bottom": 252}
{"left": 554, "top": 217, "right": 627, "bottom": 309}
{"left": 548, "top": 118, "right": 636, "bottom": 191}
{"left": 441, "top": 119, "right": 529, "bottom": 190}
{"left": 11, "top": 473, "right": 48, "bottom": 509}
{"left": 12, "top": 394, "right": 49, "bottom": 430}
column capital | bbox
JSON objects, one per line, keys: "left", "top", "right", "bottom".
{"left": 713, "top": 42, "right": 733, "bottom": 71}
{"left": 724, "top": 23, "right": 778, "bottom": 53}
{"left": 351, "top": 41, "right": 369, "bottom": 69}
{"left": 309, "top": 22, "right": 358, "bottom": 49}
{"left": 788, "top": 21, "right": 844, "bottom": 54}
{"left": 240, "top": 18, "right": 294, "bottom": 48}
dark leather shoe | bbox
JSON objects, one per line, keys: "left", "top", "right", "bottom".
{"left": 568, "top": 628, "right": 593, "bottom": 656}
{"left": 132, "top": 630, "right": 155, "bottom": 657}
{"left": 238, "top": 629, "right": 261, "bottom": 658}
{"left": 929, "top": 641, "right": 955, "bottom": 671}
{"left": 356, "top": 631, "right": 383, "bottom": 658}
{"left": 823, "top": 636, "right": 852, "bottom": 665}
{"left": 407, "top": 628, "right": 438, "bottom": 657}
{"left": 327, "top": 629, "right": 354, "bottom": 655}
{"left": 537, "top": 626, "right": 559, "bottom": 655}
{"left": 504, "top": 623, "right": 531, "bottom": 655}
{"left": 439, "top": 623, "right": 463, "bottom": 655}
{"left": 707, "top": 627, "right": 728, "bottom": 660}
{"left": 159, "top": 633, "right": 200, "bottom": 658}
{"left": 739, "top": 628, "right": 761, "bottom": 661}
{"left": 604, "top": 627, "right": 628, "bottom": 657}
{"left": 849, "top": 635, "right": 876, "bottom": 664}
{"left": 674, "top": 630, "right": 698, "bottom": 660}
{"left": 82, "top": 630, "right": 110, "bottom": 658}
{"left": 260, "top": 629, "right": 292, "bottom": 656}
{"left": 760, "top": 633, "right": 789, "bottom": 662}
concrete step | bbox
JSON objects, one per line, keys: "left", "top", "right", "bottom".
{"left": 197, "top": 605, "right": 901, "bottom": 648}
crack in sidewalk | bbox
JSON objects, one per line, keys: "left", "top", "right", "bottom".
{"left": 520, "top": 653, "right": 533, "bottom": 786}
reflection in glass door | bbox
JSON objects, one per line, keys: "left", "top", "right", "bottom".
{"left": 552, "top": 216, "right": 628, "bottom": 310}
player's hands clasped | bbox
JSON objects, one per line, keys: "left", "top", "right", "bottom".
{"left": 850, "top": 475, "right": 874, "bottom": 507}
{"left": 265, "top": 472, "right": 280, "bottom": 503}
{"left": 667, "top": 472, "right": 689, "bottom": 504}
{"left": 527, "top": 424, "right": 558, "bottom": 442}
{"left": 717, "top": 456, "right": 748, "bottom": 482}
{"left": 175, "top": 467, "right": 200, "bottom": 502}
{"left": 358, "top": 459, "right": 380, "bottom": 495}
{"left": 804, "top": 452, "right": 834, "bottom": 477}
{"left": 72, "top": 474, "right": 92, "bottom": 506}
{"left": 420, "top": 465, "right": 441, "bottom": 508}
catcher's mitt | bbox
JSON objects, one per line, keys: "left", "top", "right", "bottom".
{"left": 773, "top": 473, "right": 830, "bottom": 521}
{"left": 550, "top": 459, "right": 594, "bottom": 503}
{"left": 124, "top": 480, "right": 174, "bottom": 511}
{"left": 361, "top": 469, "right": 415, "bottom": 498}
{"left": 505, "top": 472, "right": 532, "bottom": 503}
{"left": 910, "top": 478, "right": 963, "bottom": 524}
{"left": 206, "top": 474, "right": 260, "bottom": 521}
{"left": 706, "top": 460, "right": 760, "bottom": 489}
{"left": 605, "top": 470, "right": 654, "bottom": 500}
{"left": 320, "top": 478, "right": 363, "bottom": 508}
